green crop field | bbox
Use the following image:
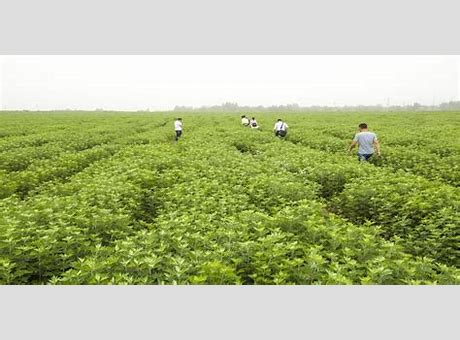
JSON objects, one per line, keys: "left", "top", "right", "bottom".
{"left": 0, "top": 111, "right": 459, "bottom": 284}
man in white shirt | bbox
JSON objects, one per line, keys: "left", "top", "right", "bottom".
{"left": 241, "top": 115, "right": 250, "bottom": 127}
{"left": 174, "top": 118, "right": 183, "bottom": 141}
{"left": 349, "top": 123, "right": 381, "bottom": 161}
{"left": 274, "top": 119, "right": 288, "bottom": 137}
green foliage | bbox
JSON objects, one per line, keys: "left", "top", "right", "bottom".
{"left": 331, "top": 175, "right": 459, "bottom": 266}
{"left": 0, "top": 111, "right": 458, "bottom": 284}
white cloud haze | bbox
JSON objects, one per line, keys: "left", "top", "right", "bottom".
{"left": 1, "top": 55, "right": 459, "bottom": 110}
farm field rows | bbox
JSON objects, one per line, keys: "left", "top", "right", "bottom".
{"left": 0, "top": 111, "right": 459, "bottom": 284}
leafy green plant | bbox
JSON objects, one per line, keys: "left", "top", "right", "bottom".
{"left": 0, "top": 111, "right": 458, "bottom": 284}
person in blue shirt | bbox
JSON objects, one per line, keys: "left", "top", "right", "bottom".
{"left": 349, "top": 123, "right": 381, "bottom": 161}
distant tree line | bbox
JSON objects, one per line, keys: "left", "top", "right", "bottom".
{"left": 174, "top": 101, "right": 460, "bottom": 112}
{"left": 8, "top": 101, "right": 460, "bottom": 113}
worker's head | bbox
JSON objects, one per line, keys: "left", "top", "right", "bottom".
{"left": 177, "top": 118, "right": 182, "bottom": 121}
{"left": 241, "top": 115, "right": 246, "bottom": 118}
{"left": 277, "top": 118, "right": 282, "bottom": 122}
{"left": 251, "top": 117, "right": 255, "bottom": 120}
{"left": 358, "top": 123, "right": 368, "bottom": 131}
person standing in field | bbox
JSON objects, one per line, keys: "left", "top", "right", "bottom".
{"left": 349, "top": 123, "right": 381, "bottom": 161}
{"left": 174, "top": 118, "right": 183, "bottom": 141}
{"left": 274, "top": 118, "right": 288, "bottom": 137}
{"left": 249, "top": 117, "right": 259, "bottom": 129}
{"left": 241, "top": 115, "right": 250, "bottom": 127}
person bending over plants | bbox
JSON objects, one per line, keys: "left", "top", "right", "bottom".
{"left": 274, "top": 118, "right": 288, "bottom": 137}
{"left": 241, "top": 115, "right": 250, "bottom": 127}
{"left": 250, "top": 117, "right": 260, "bottom": 129}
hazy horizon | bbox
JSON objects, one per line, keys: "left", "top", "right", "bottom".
{"left": 1, "top": 55, "right": 459, "bottom": 111}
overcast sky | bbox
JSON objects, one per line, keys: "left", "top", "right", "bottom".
{"left": 1, "top": 55, "right": 459, "bottom": 110}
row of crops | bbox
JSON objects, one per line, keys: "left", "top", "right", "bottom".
{"left": 0, "top": 111, "right": 458, "bottom": 284}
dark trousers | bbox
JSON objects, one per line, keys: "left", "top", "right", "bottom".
{"left": 175, "top": 130, "right": 182, "bottom": 141}
{"left": 358, "top": 153, "right": 373, "bottom": 162}
{"left": 275, "top": 130, "right": 287, "bottom": 137}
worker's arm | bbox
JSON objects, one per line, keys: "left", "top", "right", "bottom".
{"left": 374, "top": 139, "right": 381, "bottom": 156}
{"left": 348, "top": 140, "right": 358, "bottom": 152}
